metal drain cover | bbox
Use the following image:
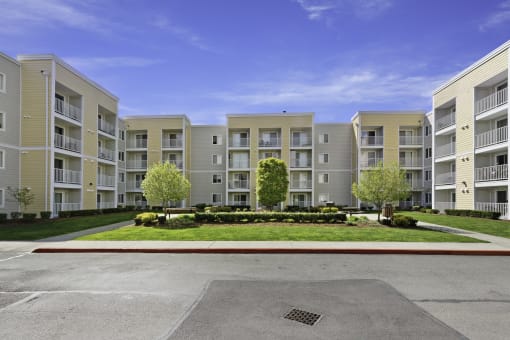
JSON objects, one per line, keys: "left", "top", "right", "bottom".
{"left": 284, "top": 308, "right": 322, "bottom": 326}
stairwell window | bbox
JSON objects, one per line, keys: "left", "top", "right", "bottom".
{"left": 318, "top": 173, "right": 329, "bottom": 184}
{"left": 212, "top": 154, "right": 222, "bottom": 165}
{"left": 0, "top": 73, "right": 5, "bottom": 93}
{"left": 0, "top": 112, "right": 4, "bottom": 131}
{"left": 212, "top": 135, "right": 222, "bottom": 145}
{"left": 0, "top": 189, "right": 4, "bottom": 208}
{"left": 212, "top": 174, "right": 222, "bottom": 184}
{"left": 319, "top": 133, "right": 329, "bottom": 144}
{"left": 212, "top": 193, "right": 222, "bottom": 205}
{"left": 0, "top": 149, "right": 4, "bottom": 168}
{"left": 319, "top": 153, "right": 329, "bottom": 164}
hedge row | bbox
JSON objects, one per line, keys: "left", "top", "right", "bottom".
{"left": 58, "top": 206, "right": 136, "bottom": 218}
{"left": 195, "top": 212, "right": 347, "bottom": 224}
{"left": 444, "top": 209, "right": 501, "bottom": 220}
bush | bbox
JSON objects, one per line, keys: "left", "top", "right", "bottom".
{"left": 194, "top": 203, "right": 207, "bottom": 212}
{"left": 10, "top": 212, "right": 22, "bottom": 220}
{"left": 166, "top": 214, "right": 198, "bottom": 229}
{"left": 392, "top": 214, "right": 418, "bottom": 228}
{"left": 205, "top": 206, "right": 232, "bottom": 213}
{"left": 134, "top": 218, "right": 142, "bottom": 226}
{"left": 0, "top": 213, "right": 7, "bottom": 223}
{"left": 58, "top": 211, "right": 72, "bottom": 218}
{"left": 135, "top": 212, "right": 158, "bottom": 226}
{"left": 194, "top": 212, "right": 347, "bottom": 224}
{"left": 40, "top": 211, "right": 52, "bottom": 219}
{"left": 22, "top": 213, "right": 37, "bottom": 222}
{"left": 444, "top": 209, "right": 500, "bottom": 220}
{"left": 346, "top": 216, "right": 359, "bottom": 225}
{"left": 157, "top": 215, "right": 167, "bottom": 225}
{"left": 320, "top": 207, "right": 339, "bottom": 213}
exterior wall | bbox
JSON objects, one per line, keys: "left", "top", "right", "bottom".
{"left": 423, "top": 112, "right": 433, "bottom": 206}
{"left": 117, "top": 118, "right": 126, "bottom": 206}
{"left": 0, "top": 53, "right": 21, "bottom": 214}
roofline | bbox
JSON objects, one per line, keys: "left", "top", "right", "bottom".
{"left": 0, "top": 51, "right": 20, "bottom": 66}
{"left": 122, "top": 114, "right": 190, "bottom": 122}
{"left": 191, "top": 124, "right": 226, "bottom": 128}
{"left": 226, "top": 112, "right": 314, "bottom": 118}
{"left": 17, "top": 54, "right": 119, "bottom": 101}
{"left": 351, "top": 110, "right": 426, "bottom": 121}
{"left": 314, "top": 122, "right": 352, "bottom": 126}
{"left": 433, "top": 39, "right": 510, "bottom": 94}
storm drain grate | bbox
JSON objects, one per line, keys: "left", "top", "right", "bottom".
{"left": 283, "top": 308, "right": 322, "bottom": 326}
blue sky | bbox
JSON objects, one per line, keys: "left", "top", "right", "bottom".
{"left": 1, "top": 0, "right": 509, "bottom": 124}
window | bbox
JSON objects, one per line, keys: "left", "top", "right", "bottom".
{"left": 118, "top": 151, "right": 125, "bottom": 161}
{"left": 319, "top": 153, "right": 329, "bottom": 164}
{"left": 119, "top": 129, "right": 125, "bottom": 140}
{"left": 212, "top": 135, "right": 222, "bottom": 145}
{"left": 319, "top": 133, "right": 329, "bottom": 144}
{"left": 212, "top": 154, "right": 222, "bottom": 165}
{"left": 0, "top": 188, "right": 4, "bottom": 207}
{"left": 119, "top": 172, "right": 125, "bottom": 183}
{"left": 425, "top": 170, "right": 432, "bottom": 181}
{"left": 425, "top": 192, "right": 432, "bottom": 204}
{"left": 0, "top": 149, "right": 4, "bottom": 168}
{"left": 425, "top": 125, "right": 431, "bottom": 136}
{"left": 318, "top": 173, "right": 329, "bottom": 184}
{"left": 318, "top": 193, "right": 330, "bottom": 203}
{"left": 212, "top": 193, "right": 222, "bottom": 205}
{"left": 117, "top": 194, "right": 124, "bottom": 204}
{"left": 425, "top": 147, "right": 432, "bottom": 159}
{"left": 0, "top": 112, "right": 4, "bottom": 130}
{"left": 0, "top": 73, "right": 5, "bottom": 93}
{"left": 212, "top": 174, "right": 222, "bottom": 183}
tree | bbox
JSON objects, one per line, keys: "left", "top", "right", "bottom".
{"left": 352, "top": 161, "right": 411, "bottom": 221}
{"left": 141, "top": 161, "right": 191, "bottom": 214}
{"left": 8, "top": 187, "right": 35, "bottom": 213}
{"left": 256, "top": 158, "right": 289, "bottom": 210}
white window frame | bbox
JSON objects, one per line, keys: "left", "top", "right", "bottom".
{"left": 119, "top": 172, "right": 125, "bottom": 183}
{"left": 425, "top": 170, "right": 432, "bottom": 181}
{"left": 318, "top": 173, "right": 329, "bottom": 184}
{"left": 118, "top": 151, "right": 125, "bottom": 161}
{"left": 318, "top": 193, "right": 330, "bottom": 203}
{"left": 0, "top": 149, "right": 4, "bottom": 169}
{"left": 212, "top": 154, "right": 222, "bottom": 165}
{"left": 212, "top": 135, "right": 222, "bottom": 145}
{"left": 212, "top": 174, "right": 222, "bottom": 184}
{"left": 319, "top": 153, "right": 329, "bottom": 164}
{"left": 0, "top": 111, "right": 4, "bottom": 131}
{"left": 0, "top": 72, "right": 5, "bottom": 93}
{"left": 319, "top": 133, "right": 329, "bottom": 144}
{"left": 212, "top": 193, "right": 222, "bottom": 205}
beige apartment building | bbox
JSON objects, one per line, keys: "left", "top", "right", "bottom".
{"left": 433, "top": 40, "right": 509, "bottom": 218}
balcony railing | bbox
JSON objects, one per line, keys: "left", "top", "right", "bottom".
{"left": 98, "top": 119, "right": 116, "bottom": 136}
{"left": 127, "top": 139, "right": 147, "bottom": 149}
{"left": 54, "top": 169, "right": 81, "bottom": 184}
{"left": 228, "top": 180, "right": 250, "bottom": 189}
{"left": 436, "top": 113, "right": 455, "bottom": 131}
{"left": 98, "top": 147, "right": 115, "bottom": 161}
{"left": 475, "top": 202, "right": 507, "bottom": 218}
{"left": 167, "top": 160, "right": 183, "bottom": 169}
{"left": 126, "top": 201, "right": 148, "bottom": 208}
{"left": 126, "top": 181, "right": 143, "bottom": 191}
{"left": 475, "top": 126, "right": 507, "bottom": 149}
{"left": 435, "top": 201, "right": 455, "bottom": 212}
{"left": 360, "top": 136, "right": 383, "bottom": 146}
{"left": 290, "top": 180, "right": 312, "bottom": 189}
{"left": 97, "top": 174, "right": 116, "bottom": 187}
{"left": 229, "top": 138, "right": 250, "bottom": 148}
{"left": 406, "top": 181, "right": 423, "bottom": 190}
{"left": 54, "top": 202, "right": 80, "bottom": 213}
{"left": 228, "top": 200, "right": 250, "bottom": 206}
{"left": 399, "top": 159, "right": 421, "bottom": 167}
{"left": 291, "top": 137, "right": 312, "bottom": 147}
{"left": 292, "top": 200, "right": 312, "bottom": 208}
{"left": 259, "top": 138, "right": 281, "bottom": 147}
{"left": 435, "top": 172, "right": 455, "bottom": 185}
{"left": 162, "top": 138, "right": 183, "bottom": 148}
{"left": 97, "top": 202, "right": 116, "bottom": 209}
{"left": 475, "top": 164, "right": 508, "bottom": 182}
{"left": 54, "top": 133, "right": 81, "bottom": 153}
{"left": 435, "top": 142, "right": 455, "bottom": 158}
{"left": 55, "top": 97, "right": 81, "bottom": 122}
{"left": 399, "top": 136, "right": 423, "bottom": 145}
{"left": 229, "top": 160, "right": 249, "bottom": 168}
{"left": 360, "top": 158, "right": 383, "bottom": 168}
{"left": 126, "top": 160, "right": 148, "bottom": 169}
{"left": 290, "top": 158, "right": 312, "bottom": 168}
{"left": 475, "top": 87, "right": 508, "bottom": 115}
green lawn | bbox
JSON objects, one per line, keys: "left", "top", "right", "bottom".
{"left": 77, "top": 224, "right": 483, "bottom": 242}
{"left": 398, "top": 212, "right": 510, "bottom": 239}
{"left": 0, "top": 212, "right": 138, "bottom": 241}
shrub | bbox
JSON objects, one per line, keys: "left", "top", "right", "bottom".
{"left": 134, "top": 218, "right": 142, "bottom": 226}
{"left": 392, "top": 214, "right": 418, "bottom": 228}
{"left": 0, "top": 213, "right": 7, "bottom": 223}
{"left": 126, "top": 205, "right": 135, "bottom": 211}
{"left": 194, "top": 212, "right": 346, "bottom": 224}
{"left": 195, "top": 203, "right": 207, "bottom": 212}
{"left": 205, "top": 206, "right": 232, "bottom": 213}
{"left": 58, "top": 211, "right": 72, "bottom": 218}
{"left": 22, "top": 213, "right": 37, "bottom": 222}
{"left": 10, "top": 212, "right": 21, "bottom": 220}
{"left": 284, "top": 205, "right": 300, "bottom": 212}
{"left": 166, "top": 214, "right": 198, "bottom": 229}
{"left": 136, "top": 212, "right": 158, "bottom": 226}
{"left": 444, "top": 209, "right": 500, "bottom": 219}
{"left": 157, "top": 215, "right": 167, "bottom": 225}
{"left": 40, "top": 211, "right": 52, "bottom": 219}
{"left": 320, "top": 207, "right": 339, "bottom": 213}
{"left": 346, "top": 216, "right": 359, "bottom": 226}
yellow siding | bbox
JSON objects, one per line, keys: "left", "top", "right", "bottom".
{"left": 20, "top": 150, "right": 49, "bottom": 213}
{"left": 83, "top": 158, "right": 98, "bottom": 209}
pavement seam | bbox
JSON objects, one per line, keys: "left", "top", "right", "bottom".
{"left": 0, "top": 252, "right": 31, "bottom": 262}
{"left": 0, "top": 292, "right": 41, "bottom": 312}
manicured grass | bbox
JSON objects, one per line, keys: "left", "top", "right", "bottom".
{"left": 0, "top": 212, "right": 138, "bottom": 241}
{"left": 77, "top": 224, "right": 483, "bottom": 242}
{"left": 398, "top": 212, "right": 510, "bottom": 239}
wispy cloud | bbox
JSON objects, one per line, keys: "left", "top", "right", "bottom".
{"left": 63, "top": 56, "right": 164, "bottom": 70}
{"left": 151, "top": 15, "right": 210, "bottom": 51}
{"left": 294, "top": 0, "right": 393, "bottom": 21}
{"left": 479, "top": 0, "right": 510, "bottom": 31}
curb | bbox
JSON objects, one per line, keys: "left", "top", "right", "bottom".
{"left": 32, "top": 248, "right": 510, "bottom": 256}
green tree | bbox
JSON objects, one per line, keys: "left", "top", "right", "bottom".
{"left": 141, "top": 161, "right": 191, "bottom": 214}
{"left": 352, "top": 161, "right": 411, "bottom": 221}
{"left": 8, "top": 187, "right": 35, "bottom": 213}
{"left": 256, "top": 158, "right": 289, "bottom": 210}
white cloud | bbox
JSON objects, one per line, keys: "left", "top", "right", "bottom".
{"left": 63, "top": 57, "right": 164, "bottom": 70}
{"left": 479, "top": 0, "right": 510, "bottom": 31}
{"left": 151, "top": 15, "right": 210, "bottom": 51}
{"left": 294, "top": 0, "right": 393, "bottom": 21}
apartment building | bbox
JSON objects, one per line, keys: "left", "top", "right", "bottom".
{"left": 433, "top": 40, "right": 509, "bottom": 218}
{"left": 0, "top": 52, "right": 21, "bottom": 213}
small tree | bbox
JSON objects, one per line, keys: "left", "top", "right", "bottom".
{"left": 256, "top": 158, "right": 289, "bottom": 210}
{"left": 8, "top": 187, "right": 35, "bottom": 213}
{"left": 141, "top": 161, "right": 191, "bottom": 214}
{"left": 352, "top": 162, "right": 411, "bottom": 221}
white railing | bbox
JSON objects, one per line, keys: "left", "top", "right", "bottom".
{"left": 228, "top": 180, "right": 250, "bottom": 189}
{"left": 98, "top": 147, "right": 115, "bottom": 161}
{"left": 475, "top": 202, "right": 508, "bottom": 218}
{"left": 475, "top": 126, "right": 507, "bottom": 148}
{"left": 55, "top": 97, "right": 81, "bottom": 122}
{"left": 400, "top": 159, "right": 421, "bottom": 167}
{"left": 406, "top": 181, "right": 422, "bottom": 190}
{"left": 259, "top": 137, "right": 281, "bottom": 147}
{"left": 436, "top": 113, "right": 455, "bottom": 130}
{"left": 167, "top": 160, "right": 183, "bottom": 169}
{"left": 97, "top": 202, "right": 116, "bottom": 209}
{"left": 54, "top": 202, "right": 80, "bottom": 213}
{"left": 291, "top": 180, "right": 312, "bottom": 189}
{"left": 126, "top": 201, "right": 148, "bottom": 208}
{"left": 54, "top": 133, "right": 81, "bottom": 153}
{"left": 228, "top": 200, "right": 250, "bottom": 206}
{"left": 290, "top": 158, "right": 312, "bottom": 168}
{"left": 127, "top": 139, "right": 147, "bottom": 149}
{"left": 360, "top": 158, "right": 383, "bottom": 168}
{"left": 435, "top": 142, "right": 455, "bottom": 158}
{"left": 435, "top": 172, "right": 455, "bottom": 185}
{"left": 229, "top": 137, "right": 250, "bottom": 147}
{"left": 126, "top": 160, "right": 147, "bottom": 169}
{"left": 54, "top": 169, "right": 81, "bottom": 184}
{"left": 435, "top": 201, "right": 455, "bottom": 212}
{"left": 98, "top": 119, "right": 116, "bottom": 136}
{"left": 97, "top": 174, "right": 116, "bottom": 187}
{"left": 292, "top": 200, "right": 312, "bottom": 208}
{"left": 475, "top": 164, "right": 508, "bottom": 182}
{"left": 162, "top": 138, "right": 183, "bottom": 148}
{"left": 229, "top": 160, "right": 249, "bottom": 168}
{"left": 126, "top": 181, "right": 143, "bottom": 191}
{"left": 291, "top": 136, "right": 313, "bottom": 147}
{"left": 399, "top": 135, "right": 423, "bottom": 145}
{"left": 360, "top": 136, "right": 383, "bottom": 146}
{"left": 475, "top": 87, "right": 508, "bottom": 115}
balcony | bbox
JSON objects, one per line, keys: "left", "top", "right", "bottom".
{"left": 228, "top": 200, "right": 250, "bottom": 206}
{"left": 360, "top": 136, "right": 383, "bottom": 146}
{"left": 98, "top": 147, "right": 115, "bottom": 161}
{"left": 54, "top": 169, "right": 81, "bottom": 184}
{"left": 98, "top": 119, "right": 116, "bottom": 136}
{"left": 475, "top": 126, "right": 507, "bottom": 149}
{"left": 54, "top": 133, "right": 81, "bottom": 153}
{"left": 436, "top": 113, "right": 455, "bottom": 131}
{"left": 435, "top": 172, "right": 455, "bottom": 185}
{"left": 228, "top": 180, "right": 250, "bottom": 189}
{"left": 126, "top": 160, "right": 147, "bottom": 169}
{"left": 399, "top": 136, "right": 423, "bottom": 145}
{"left": 475, "top": 87, "right": 508, "bottom": 115}
{"left": 360, "top": 158, "right": 383, "bottom": 168}
{"left": 435, "top": 142, "right": 455, "bottom": 158}
{"left": 162, "top": 138, "right": 183, "bottom": 148}
{"left": 400, "top": 159, "right": 421, "bottom": 168}
{"left": 127, "top": 139, "right": 147, "bottom": 149}
{"left": 475, "top": 202, "right": 507, "bottom": 218}
{"left": 435, "top": 201, "right": 455, "bottom": 212}
{"left": 290, "top": 158, "right": 312, "bottom": 168}
{"left": 97, "top": 174, "right": 116, "bottom": 187}
{"left": 54, "top": 202, "right": 80, "bottom": 213}
{"left": 229, "top": 138, "right": 250, "bottom": 148}
{"left": 229, "top": 160, "right": 249, "bottom": 169}
{"left": 258, "top": 137, "right": 281, "bottom": 148}
{"left": 406, "top": 181, "right": 423, "bottom": 190}
{"left": 97, "top": 202, "right": 116, "bottom": 209}
{"left": 475, "top": 164, "right": 508, "bottom": 182}
{"left": 126, "top": 180, "right": 143, "bottom": 191}
{"left": 290, "top": 180, "right": 312, "bottom": 189}
{"left": 292, "top": 200, "right": 312, "bottom": 208}
{"left": 291, "top": 136, "right": 312, "bottom": 148}
{"left": 55, "top": 97, "right": 81, "bottom": 122}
